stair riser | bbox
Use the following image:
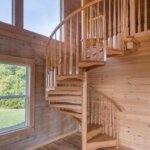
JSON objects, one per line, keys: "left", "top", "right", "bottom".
{"left": 87, "top": 140, "right": 117, "bottom": 150}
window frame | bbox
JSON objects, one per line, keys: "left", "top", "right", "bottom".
{"left": 0, "top": 55, "right": 35, "bottom": 136}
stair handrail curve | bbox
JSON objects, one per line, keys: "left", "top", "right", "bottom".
{"left": 48, "top": 0, "right": 102, "bottom": 42}
{"left": 88, "top": 84, "right": 122, "bottom": 112}
{"left": 87, "top": 84, "right": 122, "bottom": 145}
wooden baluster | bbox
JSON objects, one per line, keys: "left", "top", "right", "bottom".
{"left": 138, "top": 0, "right": 141, "bottom": 32}
{"left": 76, "top": 15, "right": 79, "bottom": 75}
{"left": 120, "top": 0, "right": 123, "bottom": 33}
{"left": 102, "top": 99, "right": 105, "bottom": 134}
{"left": 86, "top": 8, "right": 89, "bottom": 40}
{"left": 69, "top": 18, "right": 73, "bottom": 75}
{"left": 103, "top": 0, "right": 107, "bottom": 61}
{"left": 53, "top": 34, "right": 57, "bottom": 88}
{"left": 109, "top": 102, "right": 111, "bottom": 136}
{"left": 144, "top": 0, "right": 147, "bottom": 31}
{"left": 58, "top": 29, "right": 62, "bottom": 76}
{"left": 90, "top": 6, "right": 94, "bottom": 61}
{"left": 130, "top": 0, "right": 136, "bottom": 35}
{"left": 64, "top": 24, "right": 67, "bottom": 75}
{"left": 117, "top": 0, "right": 121, "bottom": 49}
{"left": 108, "top": 0, "right": 112, "bottom": 48}
{"left": 96, "top": 2, "right": 101, "bottom": 61}
{"left": 126, "top": 0, "right": 129, "bottom": 36}
{"left": 83, "top": 9, "right": 87, "bottom": 61}
{"left": 116, "top": 109, "right": 119, "bottom": 148}
{"left": 113, "top": 0, "right": 117, "bottom": 49}
{"left": 112, "top": 106, "right": 116, "bottom": 138}
{"left": 106, "top": 100, "right": 109, "bottom": 135}
{"left": 98, "top": 97, "right": 101, "bottom": 125}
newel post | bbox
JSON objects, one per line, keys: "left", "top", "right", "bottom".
{"left": 82, "top": 71, "right": 87, "bottom": 150}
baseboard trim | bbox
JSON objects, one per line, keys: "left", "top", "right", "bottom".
{"left": 26, "top": 130, "right": 78, "bottom": 150}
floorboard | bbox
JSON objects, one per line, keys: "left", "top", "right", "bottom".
{"left": 35, "top": 133, "right": 123, "bottom": 150}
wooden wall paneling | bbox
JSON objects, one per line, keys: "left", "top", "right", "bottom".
{"left": 0, "top": 23, "right": 78, "bottom": 150}
{"left": 88, "top": 48, "right": 150, "bottom": 149}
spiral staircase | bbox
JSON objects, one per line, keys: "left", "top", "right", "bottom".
{"left": 45, "top": 0, "right": 149, "bottom": 149}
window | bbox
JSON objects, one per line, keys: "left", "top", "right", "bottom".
{"left": 24, "top": 0, "right": 60, "bottom": 36}
{"left": 0, "top": 0, "right": 12, "bottom": 24}
{"left": 0, "top": 55, "right": 34, "bottom": 135}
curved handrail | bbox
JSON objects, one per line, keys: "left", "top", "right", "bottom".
{"left": 88, "top": 84, "right": 122, "bottom": 112}
{"left": 47, "top": 0, "right": 102, "bottom": 46}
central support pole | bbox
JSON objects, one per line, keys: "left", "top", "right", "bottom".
{"left": 82, "top": 71, "right": 87, "bottom": 150}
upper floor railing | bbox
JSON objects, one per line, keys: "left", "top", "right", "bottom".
{"left": 46, "top": 0, "right": 150, "bottom": 90}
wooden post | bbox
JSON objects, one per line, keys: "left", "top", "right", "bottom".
{"left": 103, "top": 0, "right": 107, "bottom": 61}
{"left": 108, "top": 0, "right": 112, "bottom": 48}
{"left": 82, "top": 71, "right": 87, "bottom": 150}
{"left": 117, "top": 0, "right": 121, "bottom": 49}
{"left": 144, "top": 0, "right": 147, "bottom": 31}
{"left": 130, "top": 0, "right": 136, "bottom": 35}
{"left": 69, "top": 19, "right": 73, "bottom": 75}
{"left": 113, "top": 0, "right": 117, "bottom": 48}
{"left": 76, "top": 15, "right": 79, "bottom": 75}
{"left": 138, "top": 0, "right": 141, "bottom": 32}
{"left": 12, "top": 0, "right": 23, "bottom": 28}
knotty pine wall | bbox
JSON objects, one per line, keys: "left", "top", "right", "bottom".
{"left": 88, "top": 41, "right": 150, "bottom": 150}
{"left": 0, "top": 23, "right": 78, "bottom": 150}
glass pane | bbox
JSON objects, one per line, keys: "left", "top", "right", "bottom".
{"left": 0, "top": 0, "right": 12, "bottom": 24}
{"left": 0, "top": 63, "right": 27, "bottom": 134}
{"left": 24, "top": 0, "right": 60, "bottom": 36}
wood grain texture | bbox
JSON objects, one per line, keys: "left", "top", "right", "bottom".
{"left": 0, "top": 23, "right": 78, "bottom": 150}
{"left": 35, "top": 133, "right": 124, "bottom": 150}
{"left": 88, "top": 47, "right": 150, "bottom": 150}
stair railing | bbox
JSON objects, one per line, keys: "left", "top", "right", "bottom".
{"left": 87, "top": 85, "right": 122, "bottom": 140}
{"left": 46, "top": 0, "right": 150, "bottom": 91}
{"left": 128, "top": 0, "right": 149, "bottom": 36}
{"left": 46, "top": 0, "right": 107, "bottom": 91}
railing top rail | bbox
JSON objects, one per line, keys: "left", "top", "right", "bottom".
{"left": 88, "top": 85, "right": 122, "bottom": 112}
{"left": 47, "top": 0, "right": 102, "bottom": 45}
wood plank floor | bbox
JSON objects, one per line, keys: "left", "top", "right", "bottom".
{"left": 35, "top": 133, "right": 122, "bottom": 150}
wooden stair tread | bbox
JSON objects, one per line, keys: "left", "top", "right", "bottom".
{"left": 87, "top": 124, "right": 104, "bottom": 141}
{"left": 57, "top": 75, "right": 83, "bottom": 81}
{"left": 49, "top": 104, "right": 82, "bottom": 113}
{"left": 55, "top": 87, "right": 82, "bottom": 91}
{"left": 46, "top": 95, "right": 82, "bottom": 101}
{"left": 47, "top": 90, "right": 82, "bottom": 96}
{"left": 49, "top": 100, "right": 81, "bottom": 105}
{"left": 79, "top": 61, "right": 105, "bottom": 69}
{"left": 107, "top": 48, "right": 124, "bottom": 57}
{"left": 60, "top": 110, "right": 82, "bottom": 119}
{"left": 87, "top": 134, "right": 117, "bottom": 150}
